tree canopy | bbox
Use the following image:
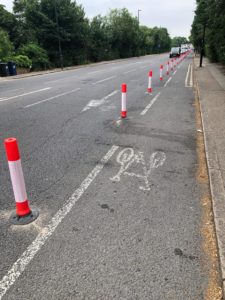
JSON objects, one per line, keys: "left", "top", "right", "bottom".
{"left": 191, "top": 0, "right": 225, "bottom": 64}
{"left": 0, "top": 1, "right": 172, "bottom": 69}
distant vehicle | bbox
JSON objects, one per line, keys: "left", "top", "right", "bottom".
{"left": 169, "top": 47, "right": 180, "bottom": 58}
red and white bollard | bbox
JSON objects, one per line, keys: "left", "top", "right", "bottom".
{"left": 121, "top": 83, "right": 127, "bottom": 118}
{"left": 160, "top": 65, "right": 163, "bottom": 81}
{"left": 171, "top": 59, "right": 174, "bottom": 71}
{"left": 147, "top": 70, "right": 153, "bottom": 93}
{"left": 4, "top": 138, "right": 38, "bottom": 225}
{"left": 166, "top": 61, "right": 169, "bottom": 75}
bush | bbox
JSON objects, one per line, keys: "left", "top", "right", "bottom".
{"left": 11, "top": 55, "right": 32, "bottom": 68}
{"left": 18, "top": 43, "right": 49, "bottom": 70}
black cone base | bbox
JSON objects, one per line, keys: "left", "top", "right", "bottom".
{"left": 9, "top": 208, "right": 39, "bottom": 225}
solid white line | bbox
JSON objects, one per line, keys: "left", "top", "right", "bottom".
{"left": 185, "top": 64, "right": 190, "bottom": 87}
{"left": 190, "top": 64, "right": 193, "bottom": 86}
{"left": 92, "top": 76, "right": 116, "bottom": 85}
{"left": 24, "top": 88, "right": 81, "bottom": 108}
{"left": 0, "top": 88, "right": 51, "bottom": 102}
{"left": 164, "top": 77, "right": 172, "bottom": 87}
{"left": 123, "top": 69, "right": 136, "bottom": 74}
{"left": 0, "top": 145, "right": 119, "bottom": 299}
{"left": 140, "top": 92, "right": 161, "bottom": 116}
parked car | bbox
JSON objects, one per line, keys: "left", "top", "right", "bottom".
{"left": 169, "top": 47, "right": 181, "bottom": 58}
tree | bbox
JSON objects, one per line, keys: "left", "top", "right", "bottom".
{"left": 88, "top": 15, "right": 112, "bottom": 62}
{"left": 171, "top": 37, "right": 189, "bottom": 47}
{"left": 0, "top": 29, "right": 14, "bottom": 60}
{"left": 106, "top": 8, "right": 140, "bottom": 58}
{"left": 191, "top": 0, "right": 225, "bottom": 65}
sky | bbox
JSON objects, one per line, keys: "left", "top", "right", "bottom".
{"left": 0, "top": 0, "right": 196, "bottom": 38}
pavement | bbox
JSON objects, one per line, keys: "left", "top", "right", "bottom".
{"left": 194, "top": 56, "right": 225, "bottom": 297}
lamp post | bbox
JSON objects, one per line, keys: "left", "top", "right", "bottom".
{"left": 138, "top": 9, "right": 141, "bottom": 25}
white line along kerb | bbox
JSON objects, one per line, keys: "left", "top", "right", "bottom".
{"left": 0, "top": 145, "right": 119, "bottom": 299}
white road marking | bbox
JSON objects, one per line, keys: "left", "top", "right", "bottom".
{"left": 116, "top": 119, "right": 122, "bottom": 126}
{"left": 140, "top": 92, "right": 161, "bottom": 116}
{"left": 185, "top": 64, "right": 193, "bottom": 87}
{"left": 173, "top": 70, "right": 177, "bottom": 76}
{"left": 110, "top": 148, "right": 166, "bottom": 191}
{"left": 45, "top": 77, "right": 74, "bottom": 84}
{"left": 123, "top": 69, "right": 136, "bottom": 74}
{"left": 164, "top": 76, "right": 172, "bottom": 87}
{"left": 190, "top": 64, "right": 193, "bottom": 86}
{"left": 24, "top": 88, "right": 81, "bottom": 108}
{"left": 92, "top": 76, "right": 116, "bottom": 85}
{"left": 88, "top": 70, "right": 104, "bottom": 75}
{"left": 0, "top": 88, "right": 51, "bottom": 102}
{"left": 82, "top": 90, "right": 118, "bottom": 112}
{"left": 128, "top": 62, "right": 142, "bottom": 66}
{"left": 185, "top": 64, "right": 191, "bottom": 87}
{"left": 0, "top": 145, "right": 119, "bottom": 299}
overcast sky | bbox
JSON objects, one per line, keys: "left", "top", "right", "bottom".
{"left": 1, "top": 0, "right": 196, "bottom": 38}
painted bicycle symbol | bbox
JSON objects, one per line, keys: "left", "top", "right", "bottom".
{"left": 110, "top": 148, "right": 166, "bottom": 191}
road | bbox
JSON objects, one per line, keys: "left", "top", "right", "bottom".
{"left": 0, "top": 53, "right": 217, "bottom": 299}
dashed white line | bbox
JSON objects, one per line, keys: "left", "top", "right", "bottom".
{"left": 123, "top": 69, "right": 136, "bottom": 74}
{"left": 0, "top": 88, "right": 51, "bottom": 102}
{"left": 0, "top": 145, "right": 119, "bottom": 300}
{"left": 24, "top": 88, "right": 81, "bottom": 108}
{"left": 173, "top": 70, "right": 177, "bottom": 76}
{"left": 88, "top": 70, "right": 104, "bottom": 75}
{"left": 164, "top": 77, "right": 172, "bottom": 87}
{"left": 140, "top": 92, "right": 161, "bottom": 116}
{"left": 92, "top": 76, "right": 116, "bottom": 85}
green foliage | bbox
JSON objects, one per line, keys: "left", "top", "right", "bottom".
{"left": 11, "top": 55, "right": 32, "bottom": 68}
{"left": 0, "top": 29, "right": 14, "bottom": 60}
{"left": 1, "top": 2, "right": 173, "bottom": 68}
{"left": 106, "top": 8, "right": 140, "bottom": 58}
{"left": 171, "top": 37, "right": 189, "bottom": 47}
{"left": 18, "top": 43, "right": 49, "bottom": 69}
{"left": 191, "top": 0, "right": 225, "bottom": 64}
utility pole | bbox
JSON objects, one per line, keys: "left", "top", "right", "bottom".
{"left": 54, "top": 0, "right": 63, "bottom": 70}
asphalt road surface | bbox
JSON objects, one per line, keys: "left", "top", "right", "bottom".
{"left": 0, "top": 53, "right": 211, "bottom": 299}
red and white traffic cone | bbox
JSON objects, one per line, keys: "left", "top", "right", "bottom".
{"left": 121, "top": 83, "right": 127, "bottom": 118}
{"left": 147, "top": 70, "right": 153, "bottom": 93}
{"left": 4, "top": 138, "right": 38, "bottom": 225}
{"left": 166, "top": 61, "right": 169, "bottom": 75}
{"left": 160, "top": 65, "right": 163, "bottom": 81}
